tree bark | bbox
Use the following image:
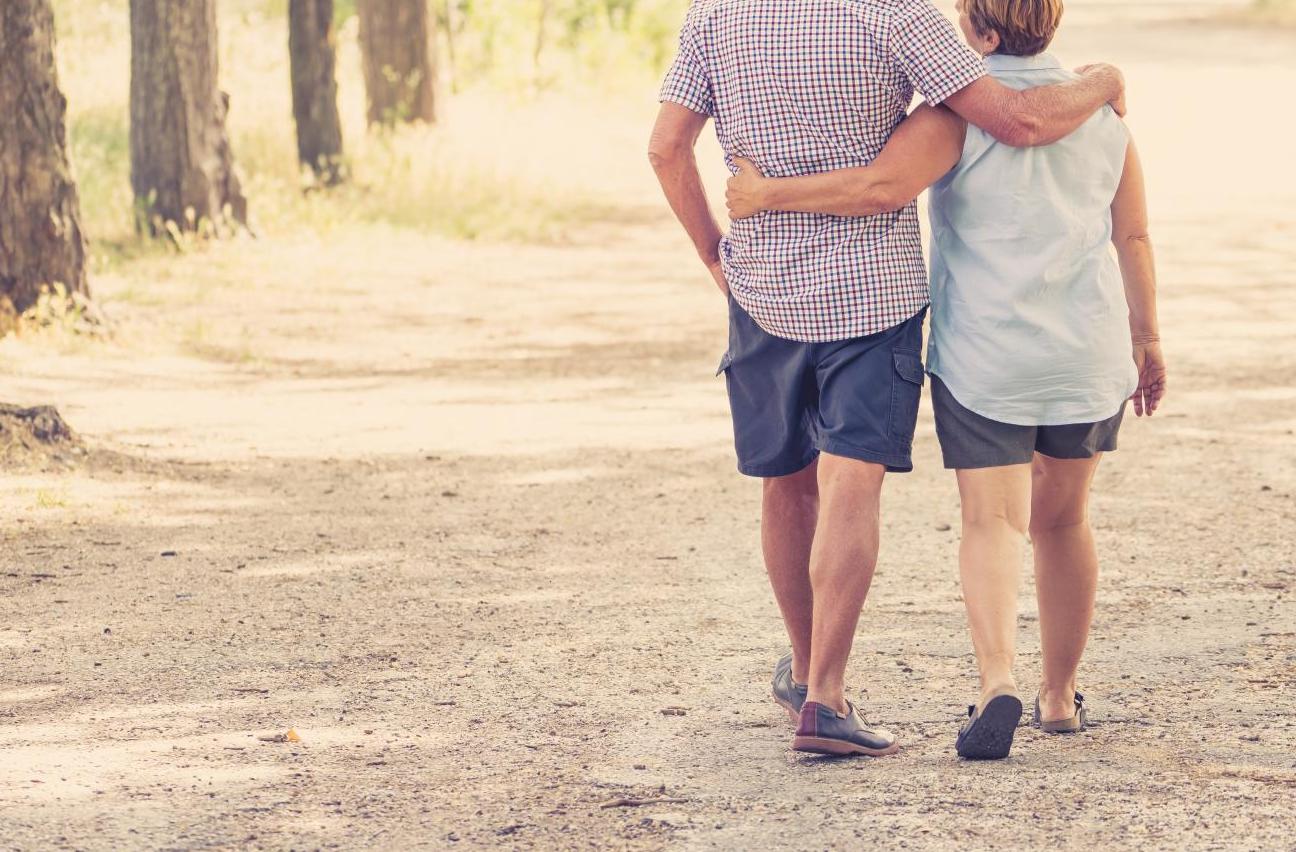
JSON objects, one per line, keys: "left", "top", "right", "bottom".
{"left": 358, "top": 0, "right": 437, "bottom": 126}
{"left": 0, "top": 0, "right": 90, "bottom": 314}
{"left": 289, "top": 0, "right": 345, "bottom": 184}
{"left": 129, "top": 0, "right": 247, "bottom": 235}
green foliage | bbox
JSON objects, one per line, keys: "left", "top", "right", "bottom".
{"left": 445, "top": 0, "right": 685, "bottom": 92}
{"left": 1245, "top": 0, "right": 1296, "bottom": 20}
{"left": 51, "top": 0, "right": 683, "bottom": 260}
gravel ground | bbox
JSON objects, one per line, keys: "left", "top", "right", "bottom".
{"left": 2, "top": 12, "right": 1295, "bottom": 852}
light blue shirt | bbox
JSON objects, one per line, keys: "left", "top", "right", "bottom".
{"left": 927, "top": 53, "right": 1139, "bottom": 426}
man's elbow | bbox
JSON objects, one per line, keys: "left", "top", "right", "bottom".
{"left": 647, "top": 146, "right": 672, "bottom": 172}
{"left": 992, "top": 110, "right": 1045, "bottom": 148}
{"left": 647, "top": 136, "right": 690, "bottom": 173}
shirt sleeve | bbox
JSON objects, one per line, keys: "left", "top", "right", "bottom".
{"left": 891, "top": 2, "right": 987, "bottom": 105}
{"left": 658, "top": 17, "right": 714, "bottom": 116}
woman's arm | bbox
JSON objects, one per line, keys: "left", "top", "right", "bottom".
{"left": 725, "top": 105, "right": 967, "bottom": 219}
{"left": 1111, "top": 137, "right": 1167, "bottom": 417}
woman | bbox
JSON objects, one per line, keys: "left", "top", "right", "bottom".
{"left": 725, "top": 0, "right": 1167, "bottom": 760}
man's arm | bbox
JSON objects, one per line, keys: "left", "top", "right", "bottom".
{"left": 1110, "top": 136, "right": 1166, "bottom": 417}
{"left": 648, "top": 102, "right": 727, "bottom": 295}
{"left": 725, "top": 105, "right": 966, "bottom": 219}
{"left": 944, "top": 64, "right": 1126, "bottom": 148}
{"left": 887, "top": 1, "right": 1124, "bottom": 149}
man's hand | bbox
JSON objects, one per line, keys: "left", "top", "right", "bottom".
{"left": 1130, "top": 338, "right": 1166, "bottom": 417}
{"left": 1076, "top": 63, "right": 1127, "bottom": 117}
{"left": 726, "top": 157, "right": 769, "bottom": 220}
{"left": 707, "top": 259, "right": 730, "bottom": 296}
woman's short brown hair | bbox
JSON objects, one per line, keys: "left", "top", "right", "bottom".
{"left": 965, "top": 0, "right": 1064, "bottom": 57}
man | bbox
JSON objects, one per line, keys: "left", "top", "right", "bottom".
{"left": 648, "top": 0, "right": 1125, "bottom": 757}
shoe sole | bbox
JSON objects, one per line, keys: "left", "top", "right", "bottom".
{"left": 1039, "top": 718, "right": 1084, "bottom": 734}
{"left": 956, "top": 694, "right": 1023, "bottom": 760}
{"left": 791, "top": 735, "right": 900, "bottom": 757}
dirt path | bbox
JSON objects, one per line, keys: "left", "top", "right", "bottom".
{"left": 3, "top": 13, "right": 1296, "bottom": 851}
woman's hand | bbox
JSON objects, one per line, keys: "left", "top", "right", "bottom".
{"left": 1131, "top": 338, "right": 1167, "bottom": 417}
{"left": 726, "top": 157, "right": 769, "bottom": 220}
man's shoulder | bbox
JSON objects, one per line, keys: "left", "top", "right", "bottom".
{"left": 879, "top": 0, "right": 951, "bottom": 23}
{"left": 683, "top": 0, "right": 934, "bottom": 22}
{"left": 680, "top": 0, "right": 722, "bottom": 28}
{"left": 681, "top": 0, "right": 923, "bottom": 36}
{"left": 843, "top": 0, "right": 952, "bottom": 39}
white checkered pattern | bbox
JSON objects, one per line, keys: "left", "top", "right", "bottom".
{"left": 660, "top": 0, "right": 986, "bottom": 343}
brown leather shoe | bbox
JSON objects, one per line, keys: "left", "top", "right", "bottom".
{"left": 792, "top": 701, "right": 899, "bottom": 757}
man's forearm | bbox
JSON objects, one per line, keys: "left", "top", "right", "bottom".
{"left": 1013, "top": 68, "right": 1122, "bottom": 146}
{"left": 650, "top": 148, "right": 724, "bottom": 267}
{"left": 946, "top": 66, "right": 1124, "bottom": 148}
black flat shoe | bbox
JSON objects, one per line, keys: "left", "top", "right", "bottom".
{"left": 955, "top": 692, "right": 1023, "bottom": 760}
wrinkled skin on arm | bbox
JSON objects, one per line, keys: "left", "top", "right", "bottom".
{"left": 943, "top": 63, "right": 1126, "bottom": 148}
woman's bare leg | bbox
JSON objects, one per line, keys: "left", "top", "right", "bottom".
{"left": 1030, "top": 453, "right": 1103, "bottom": 722}
{"left": 955, "top": 464, "right": 1033, "bottom": 706}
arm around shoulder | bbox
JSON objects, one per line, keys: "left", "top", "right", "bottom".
{"left": 944, "top": 64, "right": 1125, "bottom": 148}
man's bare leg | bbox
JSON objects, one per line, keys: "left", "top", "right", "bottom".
{"left": 1030, "top": 453, "right": 1102, "bottom": 722}
{"left": 803, "top": 453, "right": 886, "bottom": 713}
{"left": 955, "top": 464, "right": 1033, "bottom": 707}
{"left": 762, "top": 459, "right": 819, "bottom": 684}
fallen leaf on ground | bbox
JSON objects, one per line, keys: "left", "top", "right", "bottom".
{"left": 257, "top": 729, "right": 302, "bottom": 743}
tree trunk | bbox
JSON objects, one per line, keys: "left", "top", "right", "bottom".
{"left": 0, "top": 0, "right": 90, "bottom": 315}
{"left": 289, "top": 0, "right": 345, "bottom": 185}
{"left": 358, "top": 0, "right": 436, "bottom": 126}
{"left": 129, "top": 0, "right": 247, "bottom": 235}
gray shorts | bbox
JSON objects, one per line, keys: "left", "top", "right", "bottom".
{"left": 931, "top": 375, "right": 1125, "bottom": 470}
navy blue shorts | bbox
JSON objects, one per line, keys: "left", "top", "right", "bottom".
{"left": 717, "top": 298, "right": 927, "bottom": 478}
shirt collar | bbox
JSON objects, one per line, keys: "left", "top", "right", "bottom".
{"left": 984, "top": 53, "right": 1062, "bottom": 72}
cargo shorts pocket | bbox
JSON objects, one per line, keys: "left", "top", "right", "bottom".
{"left": 889, "top": 348, "right": 926, "bottom": 445}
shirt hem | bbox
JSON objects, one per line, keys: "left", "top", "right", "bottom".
{"left": 924, "top": 66, "right": 988, "bottom": 107}
{"left": 929, "top": 368, "right": 1137, "bottom": 427}
{"left": 657, "top": 92, "right": 712, "bottom": 117}
{"left": 731, "top": 296, "right": 932, "bottom": 344}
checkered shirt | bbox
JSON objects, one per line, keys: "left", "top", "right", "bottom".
{"left": 660, "top": 0, "right": 986, "bottom": 342}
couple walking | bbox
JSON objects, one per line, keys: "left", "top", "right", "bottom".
{"left": 649, "top": 0, "right": 1167, "bottom": 760}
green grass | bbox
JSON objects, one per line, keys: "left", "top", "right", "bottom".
{"left": 35, "top": 488, "right": 70, "bottom": 509}
{"left": 1243, "top": 0, "right": 1296, "bottom": 22}
{"left": 52, "top": 0, "right": 681, "bottom": 270}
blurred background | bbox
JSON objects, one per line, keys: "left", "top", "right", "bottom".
{"left": 1, "top": 1, "right": 1294, "bottom": 849}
